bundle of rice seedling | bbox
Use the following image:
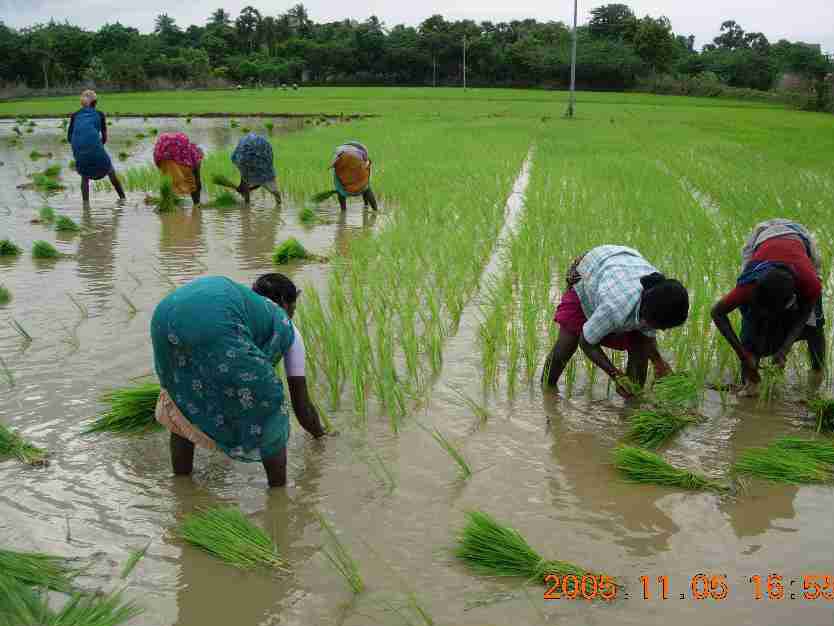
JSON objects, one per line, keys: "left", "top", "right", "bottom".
{"left": 733, "top": 446, "right": 833, "bottom": 484}
{"left": 420, "top": 423, "right": 472, "bottom": 480}
{"left": 118, "top": 152, "right": 129, "bottom": 161}
{"left": 42, "top": 165, "right": 61, "bottom": 178}
{"left": 316, "top": 513, "right": 363, "bottom": 594}
{"left": 135, "top": 133, "right": 145, "bottom": 140}
{"left": 84, "top": 381, "right": 162, "bottom": 435}
{"left": 241, "top": 126, "right": 251, "bottom": 133}
{"left": 0, "top": 548, "right": 76, "bottom": 591}
{"left": 615, "top": 375, "right": 643, "bottom": 398}
{"left": 68, "top": 160, "right": 75, "bottom": 170}
{"left": 55, "top": 216, "right": 80, "bottom": 232}
{"left": 625, "top": 410, "right": 699, "bottom": 450}
{"left": 29, "top": 150, "right": 47, "bottom": 160}
{"left": 652, "top": 372, "right": 699, "bottom": 409}
{"left": 0, "top": 285, "right": 9, "bottom": 306}
{"left": 38, "top": 206, "right": 56, "bottom": 223}
{"left": 210, "top": 173, "right": 239, "bottom": 190}
{"left": 211, "top": 191, "right": 238, "bottom": 208}
{"left": 771, "top": 437, "right": 834, "bottom": 464}
{"left": 230, "top": 120, "right": 239, "bottom": 128}
{"left": 32, "top": 241, "right": 59, "bottom": 259}
{"left": 264, "top": 121, "right": 274, "bottom": 132}
{"left": 299, "top": 206, "right": 316, "bottom": 224}
{"left": 149, "top": 128, "right": 158, "bottom": 136}
{"left": 0, "top": 572, "right": 48, "bottom": 625}
{"left": 120, "top": 542, "right": 150, "bottom": 579}
{"left": 0, "top": 239, "right": 21, "bottom": 256}
{"left": 758, "top": 364, "right": 785, "bottom": 404}
{"left": 178, "top": 506, "right": 289, "bottom": 571}
{"left": 809, "top": 397, "right": 834, "bottom": 433}
{"left": 455, "top": 511, "right": 592, "bottom": 584}
{"left": 614, "top": 445, "right": 726, "bottom": 491}
{"left": 272, "top": 238, "right": 308, "bottom": 264}
{"left": 311, "top": 190, "right": 338, "bottom": 204}
{"left": 32, "top": 175, "right": 63, "bottom": 193}
{"left": 155, "top": 177, "right": 182, "bottom": 213}
{"left": 0, "top": 423, "right": 48, "bottom": 465}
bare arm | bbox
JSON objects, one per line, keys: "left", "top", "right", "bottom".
{"left": 287, "top": 376, "right": 325, "bottom": 438}
{"left": 711, "top": 299, "right": 759, "bottom": 383}
{"left": 644, "top": 336, "right": 671, "bottom": 377}
{"left": 774, "top": 300, "right": 814, "bottom": 365}
{"left": 579, "top": 335, "right": 621, "bottom": 379}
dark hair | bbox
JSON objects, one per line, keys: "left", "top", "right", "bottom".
{"left": 753, "top": 268, "right": 795, "bottom": 315}
{"left": 640, "top": 272, "right": 689, "bottom": 329}
{"left": 252, "top": 273, "right": 299, "bottom": 306}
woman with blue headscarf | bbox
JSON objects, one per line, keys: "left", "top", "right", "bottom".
{"left": 151, "top": 273, "right": 326, "bottom": 486}
{"left": 229, "top": 133, "right": 281, "bottom": 206}
{"left": 68, "top": 90, "right": 126, "bottom": 207}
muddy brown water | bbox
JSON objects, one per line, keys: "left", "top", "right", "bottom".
{"left": 2, "top": 118, "right": 834, "bottom": 626}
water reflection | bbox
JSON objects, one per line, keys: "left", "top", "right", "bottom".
{"left": 74, "top": 205, "right": 123, "bottom": 306}
{"left": 333, "top": 208, "right": 378, "bottom": 257}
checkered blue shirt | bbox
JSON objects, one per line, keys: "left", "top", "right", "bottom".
{"left": 574, "top": 245, "right": 658, "bottom": 345}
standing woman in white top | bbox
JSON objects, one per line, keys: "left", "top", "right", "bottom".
{"left": 150, "top": 273, "right": 325, "bottom": 487}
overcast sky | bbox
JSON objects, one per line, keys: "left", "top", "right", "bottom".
{"left": 1, "top": 0, "right": 832, "bottom": 53}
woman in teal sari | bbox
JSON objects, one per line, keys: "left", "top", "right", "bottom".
{"left": 151, "top": 273, "right": 325, "bottom": 486}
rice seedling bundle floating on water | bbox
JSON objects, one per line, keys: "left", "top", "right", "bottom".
{"left": 84, "top": 381, "right": 162, "bottom": 436}
{"left": 652, "top": 372, "right": 699, "bottom": 409}
{"left": 272, "top": 238, "right": 308, "bottom": 264}
{"left": 29, "top": 150, "right": 49, "bottom": 160}
{"left": 211, "top": 191, "right": 238, "bottom": 208}
{"left": 0, "top": 239, "right": 21, "bottom": 256}
{"left": 211, "top": 173, "right": 239, "bottom": 190}
{"left": 808, "top": 397, "right": 834, "bottom": 433}
{"left": 0, "top": 285, "right": 10, "bottom": 306}
{"left": 32, "top": 240, "right": 59, "bottom": 259}
{"left": 32, "top": 174, "right": 63, "bottom": 193}
{"left": 42, "top": 165, "right": 61, "bottom": 178}
{"left": 311, "top": 190, "right": 338, "bottom": 204}
{"left": 0, "top": 548, "right": 76, "bottom": 591}
{"left": 625, "top": 410, "right": 698, "bottom": 450}
{"left": 614, "top": 445, "right": 726, "bottom": 492}
{"left": 178, "top": 506, "right": 289, "bottom": 571}
{"left": 38, "top": 206, "right": 56, "bottom": 223}
{"left": 0, "top": 423, "right": 48, "bottom": 465}
{"left": 455, "top": 511, "right": 596, "bottom": 585}
{"left": 55, "top": 216, "right": 80, "bottom": 232}
{"left": 299, "top": 206, "right": 316, "bottom": 224}
{"left": 733, "top": 445, "right": 833, "bottom": 484}
{"left": 771, "top": 437, "right": 834, "bottom": 464}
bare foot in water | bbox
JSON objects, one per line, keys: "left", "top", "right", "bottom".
{"left": 738, "top": 382, "right": 760, "bottom": 398}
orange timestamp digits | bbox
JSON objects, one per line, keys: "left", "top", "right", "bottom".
{"left": 750, "top": 574, "right": 834, "bottom": 601}
{"left": 543, "top": 574, "right": 617, "bottom": 601}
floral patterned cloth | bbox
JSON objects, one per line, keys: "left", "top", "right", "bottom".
{"left": 150, "top": 276, "right": 296, "bottom": 462}
{"left": 153, "top": 133, "right": 204, "bottom": 170}
{"left": 231, "top": 133, "right": 276, "bottom": 186}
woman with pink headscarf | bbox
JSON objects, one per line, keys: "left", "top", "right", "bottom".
{"left": 153, "top": 132, "right": 204, "bottom": 206}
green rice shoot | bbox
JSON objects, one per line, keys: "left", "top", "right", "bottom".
{"left": 42, "top": 165, "right": 61, "bottom": 178}
{"left": 0, "top": 548, "right": 76, "bottom": 591}
{"left": 316, "top": 512, "right": 363, "bottom": 594}
{"left": 120, "top": 542, "right": 150, "bottom": 580}
{"left": 455, "top": 510, "right": 593, "bottom": 584}
{"left": 211, "top": 190, "right": 238, "bottom": 208}
{"left": 625, "top": 410, "right": 699, "bottom": 450}
{"left": 808, "top": 397, "right": 834, "bottom": 433}
{"left": 652, "top": 372, "right": 699, "bottom": 409}
{"left": 0, "top": 285, "right": 9, "bottom": 306}
{"left": 299, "top": 206, "right": 316, "bottom": 224}
{"left": 771, "top": 437, "right": 834, "bottom": 464}
{"left": 32, "top": 240, "right": 59, "bottom": 259}
{"left": 421, "top": 424, "right": 472, "bottom": 480}
{"left": 211, "top": 174, "right": 239, "bottom": 190}
{"left": 0, "top": 423, "right": 48, "bottom": 465}
{"left": 0, "top": 239, "right": 22, "bottom": 256}
{"left": 9, "top": 318, "right": 32, "bottom": 342}
{"left": 38, "top": 206, "right": 56, "bottom": 223}
{"left": 615, "top": 375, "right": 643, "bottom": 398}
{"left": 84, "top": 382, "right": 162, "bottom": 436}
{"left": 758, "top": 363, "right": 785, "bottom": 404}
{"left": 311, "top": 190, "right": 338, "bottom": 204}
{"left": 178, "top": 506, "right": 289, "bottom": 571}
{"left": 32, "top": 175, "right": 63, "bottom": 193}
{"left": 614, "top": 445, "right": 726, "bottom": 491}
{"left": 272, "top": 238, "right": 308, "bottom": 264}
{"left": 155, "top": 177, "right": 182, "bottom": 213}
{"left": 734, "top": 445, "right": 834, "bottom": 484}
{"left": 55, "top": 216, "right": 80, "bottom": 232}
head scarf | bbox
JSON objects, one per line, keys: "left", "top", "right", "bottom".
{"left": 80, "top": 90, "right": 97, "bottom": 108}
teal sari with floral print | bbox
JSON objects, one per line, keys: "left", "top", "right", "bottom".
{"left": 151, "top": 276, "right": 295, "bottom": 462}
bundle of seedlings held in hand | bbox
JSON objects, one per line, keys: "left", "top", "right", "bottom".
{"left": 84, "top": 381, "right": 162, "bottom": 436}
{"left": 625, "top": 373, "right": 702, "bottom": 450}
{"left": 808, "top": 397, "right": 834, "bottom": 433}
{"left": 145, "top": 177, "right": 182, "bottom": 212}
{"left": 0, "top": 423, "right": 48, "bottom": 466}
{"left": 454, "top": 510, "right": 604, "bottom": 589}
{"left": 733, "top": 438, "right": 834, "bottom": 484}
{"left": 178, "top": 506, "right": 289, "bottom": 572}
{"left": 614, "top": 445, "right": 727, "bottom": 492}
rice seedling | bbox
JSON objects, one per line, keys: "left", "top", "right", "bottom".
{"left": 652, "top": 372, "right": 700, "bottom": 409}
{"left": 419, "top": 423, "right": 472, "bottom": 480}
{"left": 0, "top": 285, "right": 9, "bottom": 306}
{"left": 42, "top": 164, "right": 61, "bottom": 177}
{"left": 0, "top": 548, "right": 76, "bottom": 591}
{"left": 614, "top": 445, "right": 726, "bottom": 491}
{"left": 32, "top": 174, "right": 63, "bottom": 193}
{"left": 758, "top": 364, "right": 785, "bottom": 404}
{"left": 0, "top": 357, "right": 13, "bottom": 387}
{"left": 446, "top": 386, "right": 491, "bottom": 429}
{"left": 9, "top": 318, "right": 32, "bottom": 342}
{"left": 135, "top": 133, "right": 145, "bottom": 140}
{"left": 316, "top": 512, "right": 363, "bottom": 594}
{"left": 25, "top": 127, "right": 33, "bottom": 134}
{"left": 771, "top": 437, "right": 834, "bottom": 464}
{"left": 808, "top": 397, "right": 834, "bottom": 433}
{"left": 733, "top": 446, "right": 833, "bottom": 484}
{"left": 119, "top": 291, "right": 139, "bottom": 315}
{"left": 29, "top": 150, "right": 48, "bottom": 160}
{"left": 46, "top": 588, "right": 143, "bottom": 626}
{"left": 625, "top": 410, "right": 699, "bottom": 450}
{"left": 0, "top": 423, "right": 47, "bottom": 465}
{"left": 211, "top": 190, "right": 238, "bottom": 208}
{"left": 118, "top": 152, "right": 129, "bottom": 161}
{"left": 178, "top": 506, "right": 289, "bottom": 571}
{"left": 230, "top": 119, "right": 239, "bottom": 128}
{"left": 32, "top": 240, "right": 59, "bottom": 259}
{"left": 150, "top": 177, "right": 182, "bottom": 213}
{"left": 455, "top": 511, "right": 592, "bottom": 584}
{"left": 265, "top": 121, "right": 274, "bottom": 133}
{"left": 38, "top": 206, "right": 56, "bottom": 223}
{"left": 211, "top": 173, "right": 239, "bottom": 190}
{"left": 241, "top": 126, "right": 251, "bottom": 133}
{"left": 55, "top": 216, "right": 80, "bottom": 232}
{"left": 0, "top": 239, "right": 21, "bottom": 256}
{"left": 84, "top": 381, "right": 162, "bottom": 435}
{"left": 299, "top": 205, "right": 316, "bottom": 224}
{"left": 272, "top": 238, "right": 308, "bottom": 264}
{"left": 185, "top": 116, "right": 192, "bottom": 124}
{"left": 365, "top": 448, "right": 397, "bottom": 493}
{"left": 615, "top": 375, "right": 643, "bottom": 399}
{"left": 311, "top": 190, "right": 338, "bottom": 203}
{"left": 120, "top": 541, "right": 150, "bottom": 579}
{"left": 68, "top": 160, "right": 75, "bottom": 170}
{"left": 149, "top": 127, "right": 158, "bottom": 136}
{"left": 67, "top": 293, "right": 88, "bottom": 318}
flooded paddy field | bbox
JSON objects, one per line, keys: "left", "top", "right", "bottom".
{"left": 2, "top": 90, "right": 834, "bottom": 626}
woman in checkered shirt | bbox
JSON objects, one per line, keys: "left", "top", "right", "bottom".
{"left": 542, "top": 245, "right": 689, "bottom": 398}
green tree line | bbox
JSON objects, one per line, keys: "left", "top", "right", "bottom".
{"left": 0, "top": 4, "right": 830, "bottom": 98}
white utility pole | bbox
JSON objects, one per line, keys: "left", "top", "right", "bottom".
{"left": 567, "top": 0, "right": 578, "bottom": 117}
